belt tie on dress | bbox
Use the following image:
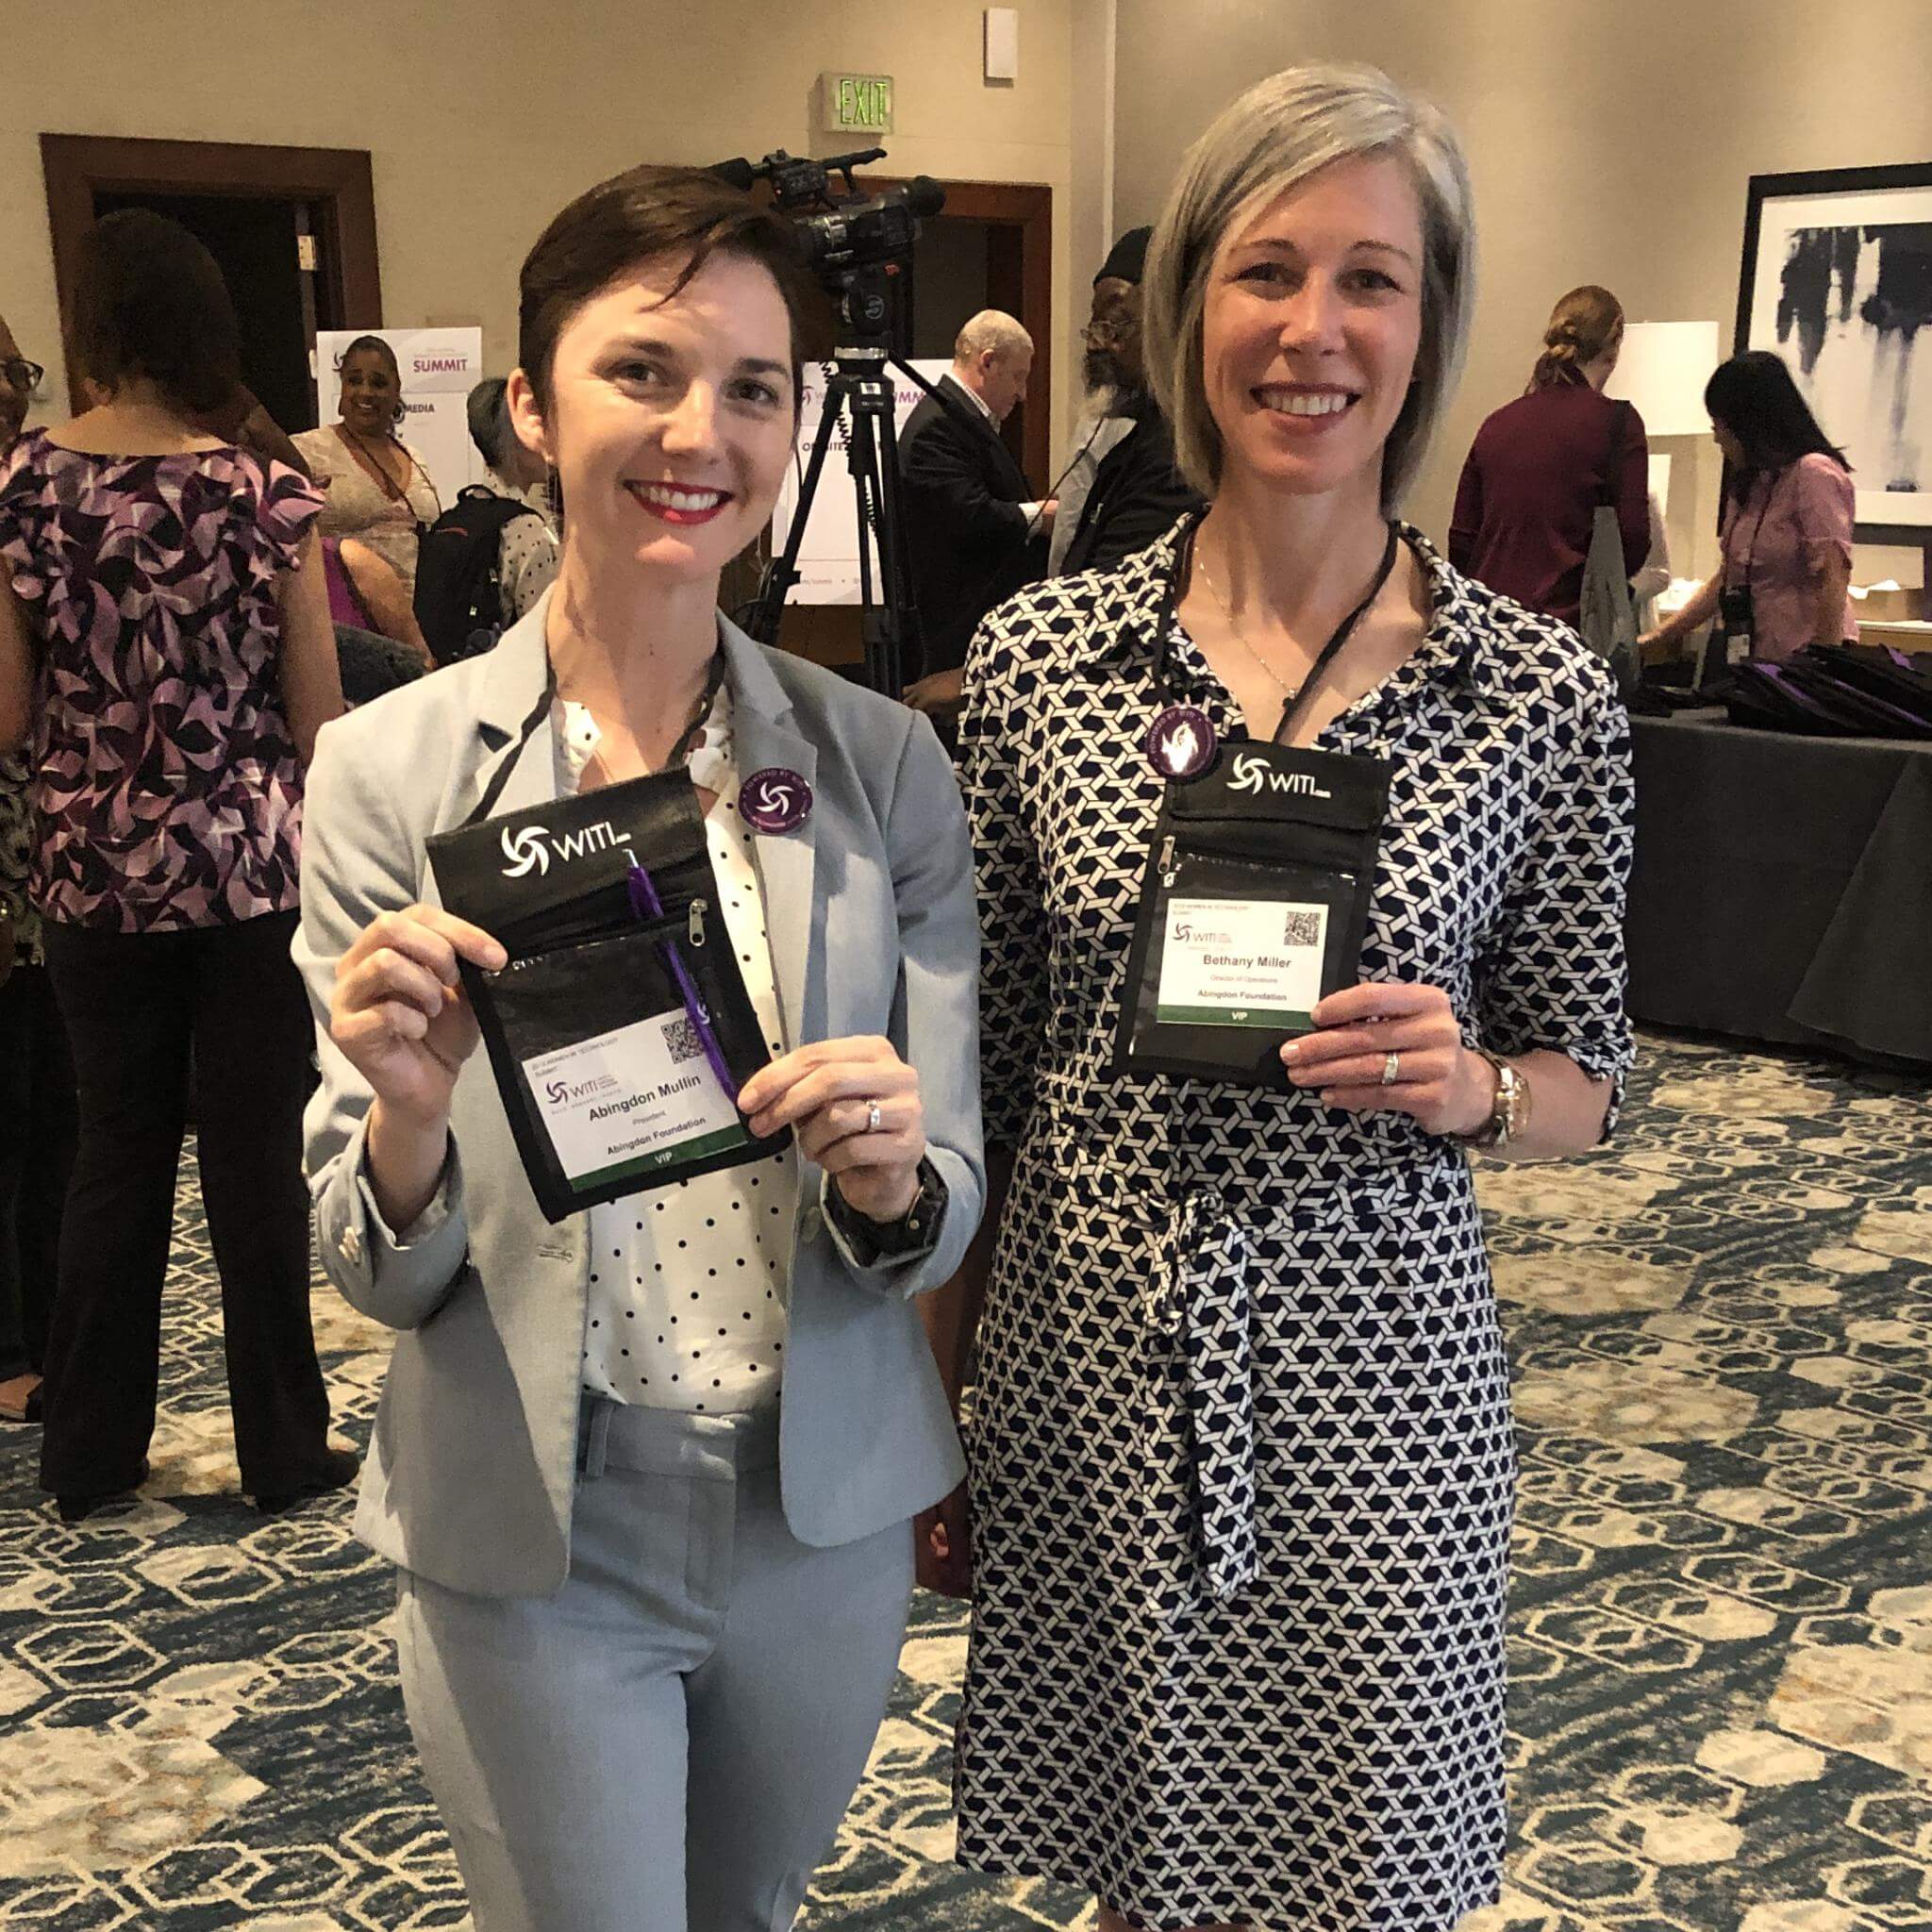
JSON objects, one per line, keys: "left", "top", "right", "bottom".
{"left": 1167, "top": 1187, "right": 1258, "bottom": 1602}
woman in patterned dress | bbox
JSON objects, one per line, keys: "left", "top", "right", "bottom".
{"left": 927, "top": 64, "right": 1636, "bottom": 1932}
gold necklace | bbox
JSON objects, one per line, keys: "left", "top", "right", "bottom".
{"left": 1193, "top": 549, "right": 1307, "bottom": 699}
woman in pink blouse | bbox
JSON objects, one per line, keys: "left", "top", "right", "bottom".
{"left": 1642, "top": 351, "right": 1857, "bottom": 664}
{"left": 0, "top": 210, "right": 352, "bottom": 1521}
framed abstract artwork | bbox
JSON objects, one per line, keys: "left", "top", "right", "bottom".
{"left": 1738, "top": 163, "right": 1932, "bottom": 542}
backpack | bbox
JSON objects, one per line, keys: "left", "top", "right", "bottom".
{"left": 412, "top": 486, "right": 543, "bottom": 664}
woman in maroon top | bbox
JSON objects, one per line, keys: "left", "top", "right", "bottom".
{"left": 1449, "top": 285, "right": 1650, "bottom": 626}
{"left": 0, "top": 211, "right": 354, "bottom": 1520}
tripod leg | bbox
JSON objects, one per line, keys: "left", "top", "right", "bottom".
{"left": 746, "top": 387, "right": 844, "bottom": 645}
{"left": 846, "top": 408, "right": 891, "bottom": 695}
{"left": 872, "top": 408, "right": 925, "bottom": 691}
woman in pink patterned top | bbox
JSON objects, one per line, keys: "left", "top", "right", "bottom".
{"left": 0, "top": 209, "right": 354, "bottom": 1521}
{"left": 1642, "top": 351, "right": 1858, "bottom": 665}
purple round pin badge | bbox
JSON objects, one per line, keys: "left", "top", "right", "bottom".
{"left": 1146, "top": 705, "right": 1217, "bottom": 782}
{"left": 738, "top": 768, "right": 814, "bottom": 834}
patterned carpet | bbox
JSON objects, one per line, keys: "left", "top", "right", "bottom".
{"left": 1, "top": 1032, "right": 1928, "bottom": 1932}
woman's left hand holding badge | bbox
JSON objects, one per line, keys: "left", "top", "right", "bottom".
{"left": 739, "top": 1037, "right": 927, "bottom": 1222}
{"left": 1281, "top": 980, "right": 1494, "bottom": 1139}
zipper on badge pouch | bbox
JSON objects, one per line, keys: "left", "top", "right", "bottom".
{"left": 626, "top": 859, "right": 736, "bottom": 1103}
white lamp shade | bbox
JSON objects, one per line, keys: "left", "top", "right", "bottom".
{"left": 1606, "top": 321, "right": 1723, "bottom": 437}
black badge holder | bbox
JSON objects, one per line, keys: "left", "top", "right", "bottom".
{"left": 425, "top": 688, "right": 786, "bottom": 1223}
{"left": 1114, "top": 741, "right": 1389, "bottom": 1087}
{"left": 1113, "top": 517, "right": 1396, "bottom": 1090}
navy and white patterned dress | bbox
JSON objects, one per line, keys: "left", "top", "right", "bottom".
{"left": 954, "top": 521, "right": 1635, "bottom": 1932}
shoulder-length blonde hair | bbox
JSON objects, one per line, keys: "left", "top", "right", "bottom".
{"left": 1141, "top": 63, "right": 1475, "bottom": 514}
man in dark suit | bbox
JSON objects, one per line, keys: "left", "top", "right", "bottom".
{"left": 898, "top": 310, "right": 1052, "bottom": 719}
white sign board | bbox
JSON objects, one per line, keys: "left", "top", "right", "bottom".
{"left": 315, "top": 327, "right": 487, "bottom": 509}
{"left": 771, "top": 358, "right": 952, "bottom": 604}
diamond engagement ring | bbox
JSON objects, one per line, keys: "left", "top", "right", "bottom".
{"left": 864, "top": 1099, "right": 884, "bottom": 1133}
{"left": 1381, "top": 1051, "right": 1401, "bottom": 1087}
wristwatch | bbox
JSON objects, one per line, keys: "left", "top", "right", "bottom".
{"left": 1463, "top": 1048, "right": 1530, "bottom": 1150}
{"left": 826, "top": 1157, "right": 949, "bottom": 1262}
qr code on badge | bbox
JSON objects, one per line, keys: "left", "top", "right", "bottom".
{"left": 1281, "top": 908, "right": 1324, "bottom": 948}
{"left": 664, "top": 1015, "right": 706, "bottom": 1064}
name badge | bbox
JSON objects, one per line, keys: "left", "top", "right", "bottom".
{"left": 525, "top": 1006, "right": 754, "bottom": 1187}
{"left": 1155, "top": 895, "right": 1329, "bottom": 1030}
{"left": 1114, "top": 738, "right": 1390, "bottom": 1089}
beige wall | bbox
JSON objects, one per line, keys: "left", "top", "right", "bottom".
{"left": 1, "top": 0, "right": 1077, "bottom": 458}
{"left": 1108, "top": 0, "right": 1932, "bottom": 582}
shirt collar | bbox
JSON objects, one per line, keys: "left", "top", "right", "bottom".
{"left": 950, "top": 374, "right": 995, "bottom": 425}
{"left": 1062, "top": 513, "right": 1513, "bottom": 704}
{"left": 555, "top": 678, "right": 737, "bottom": 796}
{"left": 489, "top": 470, "right": 555, "bottom": 520}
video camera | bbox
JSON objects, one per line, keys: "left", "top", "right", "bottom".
{"left": 709, "top": 147, "right": 944, "bottom": 338}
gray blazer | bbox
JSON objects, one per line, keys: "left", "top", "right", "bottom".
{"left": 295, "top": 600, "right": 980, "bottom": 1598}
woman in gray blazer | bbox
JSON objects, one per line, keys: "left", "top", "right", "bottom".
{"left": 294, "top": 167, "right": 982, "bottom": 1932}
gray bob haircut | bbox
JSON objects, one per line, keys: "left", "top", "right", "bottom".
{"left": 1142, "top": 63, "right": 1476, "bottom": 512}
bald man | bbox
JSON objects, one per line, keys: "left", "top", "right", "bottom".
{"left": 897, "top": 310, "right": 1053, "bottom": 715}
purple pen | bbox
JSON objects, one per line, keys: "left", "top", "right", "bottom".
{"left": 625, "top": 859, "right": 741, "bottom": 1109}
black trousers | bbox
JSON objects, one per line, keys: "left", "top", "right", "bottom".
{"left": 0, "top": 960, "right": 77, "bottom": 1380}
{"left": 38, "top": 911, "right": 333, "bottom": 1496}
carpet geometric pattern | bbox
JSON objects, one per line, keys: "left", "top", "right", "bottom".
{"left": 1, "top": 1032, "right": 1927, "bottom": 1932}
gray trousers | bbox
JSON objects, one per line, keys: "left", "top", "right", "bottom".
{"left": 394, "top": 1399, "right": 913, "bottom": 1932}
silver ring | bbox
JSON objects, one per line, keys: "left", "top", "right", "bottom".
{"left": 864, "top": 1099, "right": 884, "bottom": 1134}
{"left": 1381, "top": 1051, "right": 1401, "bottom": 1087}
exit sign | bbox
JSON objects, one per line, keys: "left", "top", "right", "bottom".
{"left": 820, "top": 71, "right": 894, "bottom": 135}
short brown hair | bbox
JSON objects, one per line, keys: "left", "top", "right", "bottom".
{"left": 1530, "top": 286, "right": 1624, "bottom": 391}
{"left": 71, "top": 208, "right": 242, "bottom": 416}
{"left": 518, "top": 166, "right": 824, "bottom": 415}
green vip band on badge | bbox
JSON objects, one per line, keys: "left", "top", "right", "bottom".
{"left": 523, "top": 1007, "right": 752, "bottom": 1188}
{"left": 570, "top": 1121, "right": 755, "bottom": 1191}
{"left": 1155, "top": 1003, "right": 1317, "bottom": 1029}
{"left": 1155, "top": 895, "right": 1327, "bottom": 1031}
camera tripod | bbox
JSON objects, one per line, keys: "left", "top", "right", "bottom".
{"left": 741, "top": 267, "right": 928, "bottom": 698}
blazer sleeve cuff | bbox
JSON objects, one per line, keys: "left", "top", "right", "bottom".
{"left": 313, "top": 1114, "right": 472, "bottom": 1329}
{"left": 815, "top": 1143, "right": 974, "bottom": 1299}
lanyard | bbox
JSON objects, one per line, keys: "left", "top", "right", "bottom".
{"left": 1154, "top": 514, "right": 1403, "bottom": 744}
{"left": 335, "top": 424, "right": 441, "bottom": 521}
{"left": 1725, "top": 470, "right": 1783, "bottom": 593}
{"left": 461, "top": 643, "right": 726, "bottom": 829}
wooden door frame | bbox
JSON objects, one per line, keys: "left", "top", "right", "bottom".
{"left": 41, "top": 133, "right": 380, "bottom": 411}
{"left": 860, "top": 175, "right": 1054, "bottom": 490}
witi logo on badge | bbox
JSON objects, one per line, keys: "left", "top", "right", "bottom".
{"left": 501, "top": 827, "right": 550, "bottom": 877}
{"left": 499, "top": 821, "right": 623, "bottom": 879}
{"left": 1227, "top": 753, "right": 1331, "bottom": 801}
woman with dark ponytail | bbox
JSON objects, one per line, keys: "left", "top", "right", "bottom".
{"left": 1641, "top": 350, "right": 1857, "bottom": 664}
{"left": 1449, "top": 284, "right": 1650, "bottom": 627}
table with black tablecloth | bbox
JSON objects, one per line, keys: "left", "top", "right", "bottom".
{"left": 1627, "top": 710, "right": 1932, "bottom": 1065}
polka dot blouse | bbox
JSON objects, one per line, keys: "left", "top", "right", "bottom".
{"left": 557, "top": 685, "right": 796, "bottom": 1413}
